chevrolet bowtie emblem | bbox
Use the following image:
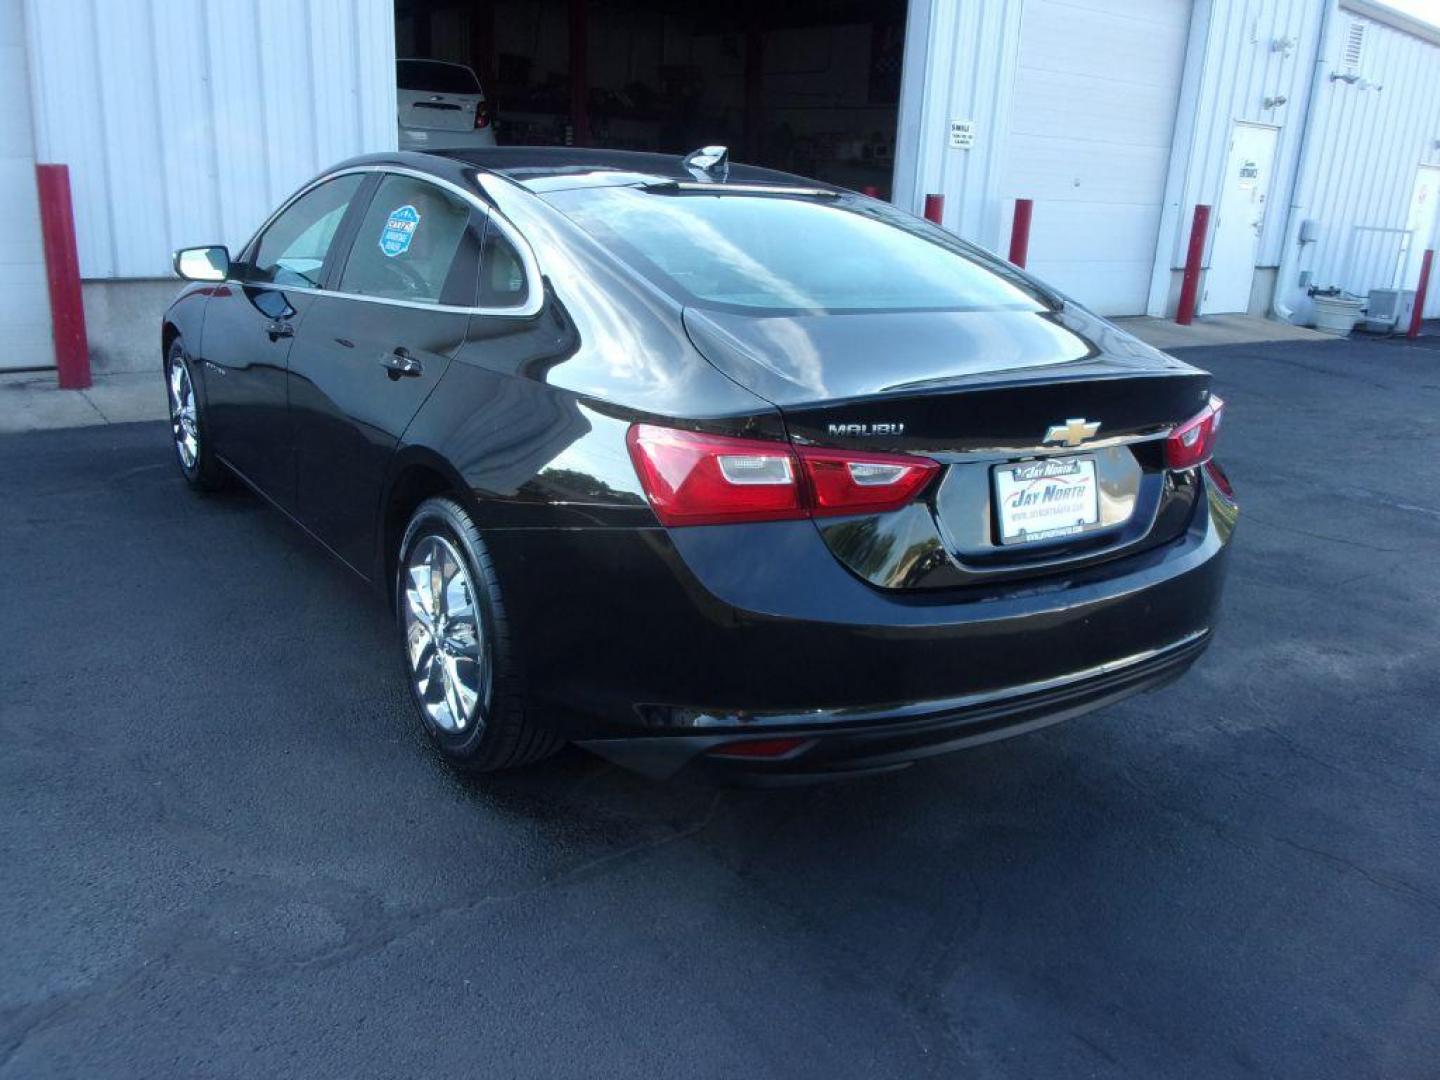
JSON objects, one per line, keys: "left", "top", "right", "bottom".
{"left": 1043, "top": 418, "right": 1101, "bottom": 447}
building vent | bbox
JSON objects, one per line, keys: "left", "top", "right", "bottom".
{"left": 1342, "top": 21, "right": 1366, "bottom": 70}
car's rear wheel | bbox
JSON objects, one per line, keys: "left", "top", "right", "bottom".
{"left": 165, "top": 339, "right": 226, "bottom": 491}
{"left": 396, "top": 496, "right": 562, "bottom": 771}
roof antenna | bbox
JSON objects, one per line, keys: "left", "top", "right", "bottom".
{"left": 682, "top": 145, "right": 729, "bottom": 181}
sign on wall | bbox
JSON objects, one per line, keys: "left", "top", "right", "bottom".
{"left": 949, "top": 119, "right": 976, "bottom": 150}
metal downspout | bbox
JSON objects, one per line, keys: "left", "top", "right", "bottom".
{"left": 1273, "top": 0, "right": 1338, "bottom": 323}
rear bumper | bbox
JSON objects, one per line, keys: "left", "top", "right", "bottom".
{"left": 579, "top": 628, "right": 1209, "bottom": 780}
{"left": 485, "top": 473, "right": 1235, "bottom": 777}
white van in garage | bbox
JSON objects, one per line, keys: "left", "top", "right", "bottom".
{"left": 396, "top": 59, "right": 497, "bottom": 150}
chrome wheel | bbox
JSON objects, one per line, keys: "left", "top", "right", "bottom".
{"left": 168, "top": 357, "right": 199, "bottom": 470}
{"left": 402, "top": 535, "right": 489, "bottom": 733}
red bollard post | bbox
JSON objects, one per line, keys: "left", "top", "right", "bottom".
{"left": 923, "top": 194, "right": 944, "bottom": 225}
{"left": 36, "top": 164, "right": 91, "bottom": 390}
{"left": 1008, "top": 198, "right": 1033, "bottom": 268}
{"left": 1176, "top": 204, "right": 1211, "bottom": 326}
{"left": 1408, "top": 249, "right": 1433, "bottom": 339}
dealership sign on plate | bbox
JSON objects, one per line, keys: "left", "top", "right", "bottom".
{"left": 993, "top": 456, "right": 1100, "bottom": 544}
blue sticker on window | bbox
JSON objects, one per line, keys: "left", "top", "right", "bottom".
{"left": 379, "top": 205, "right": 421, "bottom": 257}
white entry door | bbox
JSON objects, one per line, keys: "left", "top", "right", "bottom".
{"left": 1205, "top": 123, "right": 1279, "bottom": 314}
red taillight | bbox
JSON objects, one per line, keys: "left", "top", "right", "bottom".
{"left": 625, "top": 425, "right": 801, "bottom": 526}
{"left": 625, "top": 423, "right": 938, "bottom": 527}
{"left": 1165, "top": 395, "right": 1224, "bottom": 470}
{"left": 474, "top": 102, "right": 491, "bottom": 129}
{"left": 799, "top": 447, "right": 939, "bottom": 517}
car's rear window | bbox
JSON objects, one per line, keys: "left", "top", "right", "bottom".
{"left": 397, "top": 60, "right": 481, "bottom": 95}
{"left": 544, "top": 186, "right": 1048, "bottom": 315}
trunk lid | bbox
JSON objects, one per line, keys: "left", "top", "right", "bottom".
{"left": 398, "top": 88, "right": 480, "bottom": 132}
{"left": 683, "top": 303, "right": 1211, "bottom": 589}
{"left": 682, "top": 303, "right": 1209, "bottom": 450}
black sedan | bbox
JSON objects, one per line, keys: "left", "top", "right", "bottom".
{"left": 164, "top": 146, "right": 1235, "bottom": 780}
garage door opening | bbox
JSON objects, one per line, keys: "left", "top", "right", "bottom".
{"left": 394, "top": 0, "right": 908, "bottom": 197}
{"left": 1003, "top": 0, "right": 1191, "bottom": 316}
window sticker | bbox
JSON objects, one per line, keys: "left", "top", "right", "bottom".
{"left": 379, "top": 205, "right": 421, "bottom": 257}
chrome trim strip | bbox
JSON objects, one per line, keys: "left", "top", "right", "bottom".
{"left": 233, "top": 281, "right": 524, "bottom": 316}
{"left": 661, "top": 182, "right": 840, "bottom": 197}
{"left": 681, "top": 628, "right": 1211, "bottom": 729}
{"left": 927, "top": 429, "right": 1171, "bottom": 463}
{"left": 228, "top": 164, "right": 544, "bottom": 318}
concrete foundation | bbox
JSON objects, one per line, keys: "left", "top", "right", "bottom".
{"left": 1160, "top": 269, "right": 1187, "bottom": 319}
{"left": 1156, "top": 265, "right": 1285, "bottom": 322}
{"left": 1116, "top": 313, "right": 1328, "bottom": 352}
{"left": 1249, "top": 266, "right": 1278, "bottom": 318}
{"left": 81, "top": 278, "right": 179, "bottom": 374}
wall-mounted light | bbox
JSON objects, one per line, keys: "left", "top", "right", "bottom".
{"left": 1271, "top": 36, "right": 1297, "bottom": 57}
{"left": 1264, "top": 95, "right": 1288, "bottom": 109}
{"left": 1330, "top": 71, "right": 1361, "bottom": 84}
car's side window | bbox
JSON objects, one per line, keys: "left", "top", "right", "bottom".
{"left": 338, "top": 175, "right": 475, "bottom": 305}
{"left": 479, "top": 226, "right": 530, "bottom": 309}
{"left": 249, "top": 174, "right": 365, "bottom": 288}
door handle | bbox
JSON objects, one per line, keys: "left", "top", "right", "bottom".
{"left": 266, "top": 320, "right": 294, "bottom": 341}
{"left": 382, "top": 349, "right": 422, "bottom": 378}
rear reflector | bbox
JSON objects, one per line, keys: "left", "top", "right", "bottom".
{"left": 1205, "top": 459, "right": 1234, "bottom": 498}
{"left": 626, "top": 424, "right": 938, "bottom": 527}
{"left": 707, "top": 736, "right": 809, "bottom": 759}
{"left": 1165, "top": 395, "right": 1224, "bottom": 470}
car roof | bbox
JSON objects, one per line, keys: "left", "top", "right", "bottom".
{"left": 431, "top": 147, "right": 829, "bottom": 193}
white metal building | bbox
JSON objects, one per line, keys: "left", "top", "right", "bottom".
{"left": 4, "top": 0, "right": 1440, "bottom": 376}
{"left": 895, "top": 0, "right": 1440, "bottom": 322}
{"left": 1, "top": 0, "right": 52, "bottom": 370}
{"left": 5, "top": 0, "right": 396, "bottom": 372}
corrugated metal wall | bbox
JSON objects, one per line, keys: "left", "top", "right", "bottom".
{"left": 1, "top": 0, "right": 53, "bottom": 368}
{"left": 900, "top": 0, "right": 1440, "bottom": 322}
{"left": 24, "top": 0, "right": 397, "bottom": 280}
{"left": 1288, "top": 3, "right": 1440, "bottom": 318}
{"left": 1164, "top": 0, "right": 1326, "bottom": 273}
{"left": 892, "top": 0, "right": 1025, "bottom": 251}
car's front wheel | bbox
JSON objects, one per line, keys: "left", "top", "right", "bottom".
{"left": 396, "top": 496, "right": 562, "bottom": 772}
{"left": 164, "top": 339, "right": 226, "bottom": 491}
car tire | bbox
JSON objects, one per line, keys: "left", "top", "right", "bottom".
{"left": 164, "top": 338, "right": 227, "bottom": 492}
{"left": 396, "top": 496, "right": 562, "bottom": 772}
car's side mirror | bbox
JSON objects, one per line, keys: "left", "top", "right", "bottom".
{"left": 173, "top": 245, "right": 231, "bottom": 282}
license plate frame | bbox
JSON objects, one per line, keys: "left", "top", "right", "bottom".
{"left": 992, "top": 455, "right": 1102, "bottom": 546}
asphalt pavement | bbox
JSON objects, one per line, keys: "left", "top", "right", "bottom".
{"left": 2, "top": 335, "right": 1438, "bottom": 1079}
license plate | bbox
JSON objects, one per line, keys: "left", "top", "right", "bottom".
{"left": 993, "top": 456, "right": 1100, "bottom": 545}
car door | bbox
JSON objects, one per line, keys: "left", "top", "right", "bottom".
{"left": 200, "top": 173, "right": 369, "bottom": 510}
{"left": 286, "top": 171, "right": 482, "bottom": 575}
